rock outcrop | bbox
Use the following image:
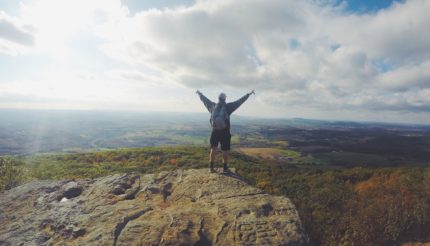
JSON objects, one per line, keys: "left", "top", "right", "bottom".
{"left": 0, "top": 169, "right": 307, "bottom": 245}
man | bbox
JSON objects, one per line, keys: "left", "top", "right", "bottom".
{"left": 196, "top": 90, "right": 255, "bottom": 173}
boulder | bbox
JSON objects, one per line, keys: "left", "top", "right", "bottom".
{"left": 0, "top": 169, "right": 307, "bottom": 245}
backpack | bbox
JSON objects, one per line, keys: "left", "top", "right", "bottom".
{"left": 210, "top": 104, "right": 229, "bottom": 130}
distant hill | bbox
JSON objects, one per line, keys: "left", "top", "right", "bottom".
{"left": 1, "top": 109, "right": 429, "bottom": 156}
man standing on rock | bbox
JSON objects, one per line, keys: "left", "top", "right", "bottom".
{"left": 196, "top": 90, "right": 255, "bottom": 173}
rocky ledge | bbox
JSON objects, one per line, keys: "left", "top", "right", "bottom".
{"left": 0, "top": 169, "right": 307, "bottom": 245}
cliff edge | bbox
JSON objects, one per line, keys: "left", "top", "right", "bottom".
{"left": 0, "top": 169, "right": 307, "bottom": 245}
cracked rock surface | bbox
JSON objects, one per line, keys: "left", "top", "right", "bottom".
{"left": 0, "top": 169, "right": 307, "bottom": 245}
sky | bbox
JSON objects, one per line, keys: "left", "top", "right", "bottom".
{"left": 0, "top": 0, "right": 429, "bottom": 124}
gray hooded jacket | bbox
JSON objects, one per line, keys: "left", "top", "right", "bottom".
{"left": 198, "top": 92, "right": 251, "bottom": 131}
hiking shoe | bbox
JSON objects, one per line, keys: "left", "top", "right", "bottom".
{"left": 223, "top": 163, "right": 229, "bottom": 173}
{"left": 210, "top": 168, "right": 216, "bottom": 173}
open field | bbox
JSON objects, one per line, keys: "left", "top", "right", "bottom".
{"left": 238, "top": 147, "right": 307, "bottom": 164}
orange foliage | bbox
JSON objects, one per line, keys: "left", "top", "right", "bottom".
{"left": 345, "top": 169, "right": 430, "bottom": 245}
{"left": 355, "top": 171, "right": 401, "bottom": 194}
{"left": 256, "top": 180, "right": 269, "bottom": 190}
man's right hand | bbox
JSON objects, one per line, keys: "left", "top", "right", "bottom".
{"left": 196, "top": 90, "right": 201, "bottom": 95}
{"left": 250, "top": 89, "right": 255, "bottom": 95}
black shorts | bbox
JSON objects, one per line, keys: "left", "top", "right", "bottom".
{"left": 210, "top": 129, "right": 231, "bottom": 151}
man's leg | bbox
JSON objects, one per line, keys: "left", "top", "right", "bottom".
{"left": 221, "top": 130, "right": 231, "bottom": 172}
{"left": 209, "top": 130, "right": 218, "bottom": 172}
{"left": 210, "top": 147, "right": 217, "bottom": 172}
{"left": 222, "top": 150, "right": 229, "bottom": 171}
{"left": 210, "top": 147, "right": 217, "bottom": 163}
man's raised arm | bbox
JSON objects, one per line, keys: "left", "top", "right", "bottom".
{"left": 227, "top": 90, "right": 255, "bottom": 114}
{"left": 196, "top": 90, "right": 215, "bottom": 113}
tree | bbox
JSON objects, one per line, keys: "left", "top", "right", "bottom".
{"left": 0, "top": 156, "right": 24, "bottom": 191}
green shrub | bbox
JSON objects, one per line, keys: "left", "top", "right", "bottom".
{"left": 0, "top": 156, "right": 24, "bottom": 191}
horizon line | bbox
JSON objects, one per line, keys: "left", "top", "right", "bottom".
{"left": 1, "top": 107, "right": 429, "bottom": 127}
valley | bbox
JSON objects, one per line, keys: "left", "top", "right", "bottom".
{"left": 1, "top": 109, "right": 430, "bottom": 245}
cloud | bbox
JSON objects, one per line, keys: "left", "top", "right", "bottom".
{"left": 379, "top": 61, "right": 430, "bottom": 91}
{"left": 0, "top": 11, "right": 34, "bottom": 46}
{"left": 1, "top": 0, "right": 429, "bottom": 122}
{"left": 0, "top": 11, "right": 34, "bottom": 55}
{"left": 97, "top": 0, "right": 430, "bottom": 114}
{"left": 328, "top": 0, "right": 430, "bottom": 64}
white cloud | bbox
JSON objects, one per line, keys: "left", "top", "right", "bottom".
{"left": 0, "top": 11, "right": 34, "bottom": 45}
{"left": 328, "top": 0, "right": 430, "bottom": 63}
{"left": 15, "top": 0, "right": 129, "bottom": 59}
{"left": 0, "top": 11, "right": 34, "bottom": 55}
{"left": 97, "top": 0, "right": 430, "bottom": 117}
{"left": 379, "top": 61, "right": 430, "bottom": 91}
{"left": 1, "top": 0, "right": 430, "bottom": 123}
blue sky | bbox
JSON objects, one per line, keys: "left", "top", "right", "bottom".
{"left": 338, "top": 0, "right": 404, "bottom": 13}
{"left": 122, "top": 0, "right": 403, "bottom": 14}
{"left": 0, "top": 0, "right": 401, "bottom": 14}
{"left": 0, "top": 0, "right": 429, "bottom": 124}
